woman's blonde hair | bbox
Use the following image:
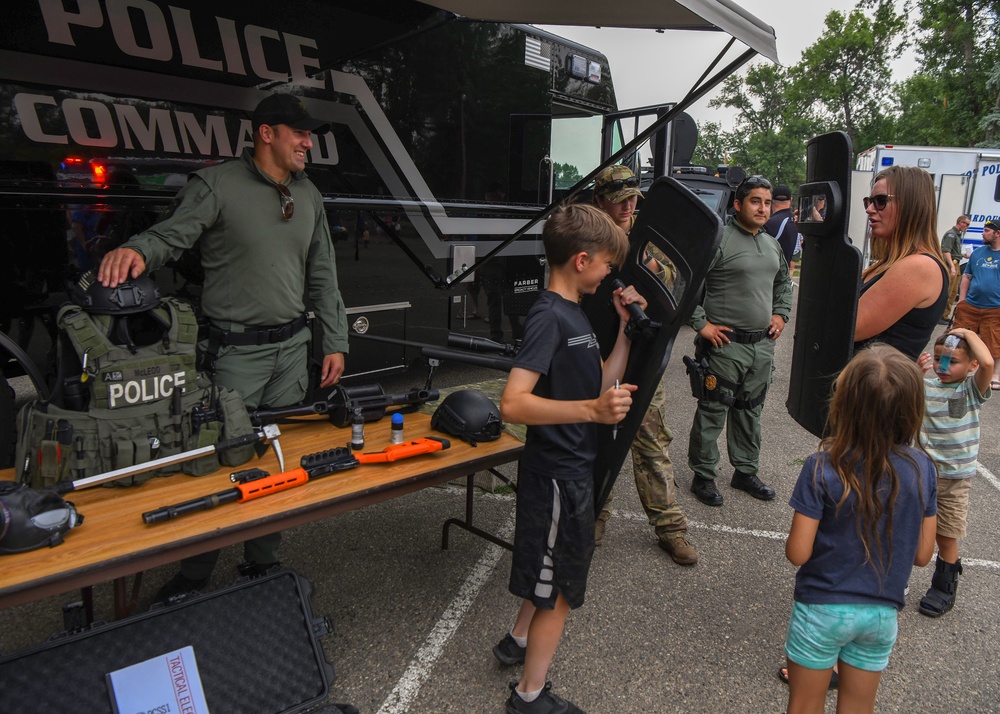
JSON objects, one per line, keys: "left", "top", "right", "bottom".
{"left": 819, "top": 344, "right": 929, "bottom": 579}
{"left": 863, "top": 165, "right": 947, "bottom": 280}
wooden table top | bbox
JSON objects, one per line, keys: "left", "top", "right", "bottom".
{"left": 0, "top": 412, "right": 523, "bottom": 608}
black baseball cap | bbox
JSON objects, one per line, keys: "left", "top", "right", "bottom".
{"left": 252, "top": 94, "right": 330, "bottom": 133}
{"left": 985, "top": 219, "right": 1000, "bottom": 231}
{"left": 772, "top": 184, "right": 792, "bottom": 201}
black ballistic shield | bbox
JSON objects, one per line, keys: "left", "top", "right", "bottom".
{"left": 583, "top": 177, "right": 723, "bottom": 516}
{"left": 786, "top": 132, "right": 863, "bottom": 437}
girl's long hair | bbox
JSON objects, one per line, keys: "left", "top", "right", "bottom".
{"left": 819, "top": 345, "right": 928, "bottom": 579}
{"left": 863, "top": 165, "right": 947, "bottom": 281}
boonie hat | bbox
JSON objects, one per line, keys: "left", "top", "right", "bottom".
{"left": 772, "top": 184, "right": 792, "bottom": 201}
{"left": 594, "top": 165, "right": 642, "bottom": 204}
{"left": 985, "top": 219, "right": 1000, "bottom": 231}
{"left": 252, "top": 94, "right": 330, "bottom": 133}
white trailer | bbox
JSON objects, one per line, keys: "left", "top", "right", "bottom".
{"left": 852, "top": 144, "right": 1000, "bottom": 257}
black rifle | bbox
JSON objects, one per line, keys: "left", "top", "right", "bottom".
{"left": 352, "top": 332, "right": 516, "bottom": 389}
{"left": 445, "top": 332, "right": 520, "bottom": 357}
{"left": 250, "top": 384, "right": 439, "bottom": 428}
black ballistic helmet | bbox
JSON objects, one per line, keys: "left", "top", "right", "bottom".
{"left": 0, "top": 482, "right": 83, "bottom": 554}
{"left": 431, "top": 389, "right": 503, "bottom": 445}
{"left": 69, "top": 269, "right": 161, "bottom": 315}
{"left": 67, "top": 270, "right": 170, "bottom": 348}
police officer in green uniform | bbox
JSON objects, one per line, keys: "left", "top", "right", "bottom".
{"left": 593, "top": 165, "right": 696, "bottom": 564}
{"left": 99, "top": 94, "right": 349, "bottom": 599}
{"left": 941, "top": 215, "right": 970, "bottom": 322}
{"left": 688, "top": 176, "right": 792, "bottom": 507}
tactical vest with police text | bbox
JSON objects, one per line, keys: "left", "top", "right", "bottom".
{"left": 57, "top": 297, "right": 199, "bottom": 410}
{"left": 15, "top": 297, "right": 254, "bottom": 489}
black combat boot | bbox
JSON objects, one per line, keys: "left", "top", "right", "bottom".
{"left": 918, "top": 557, "right": 962, "bottom": 618}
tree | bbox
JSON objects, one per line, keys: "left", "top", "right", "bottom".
{"left": 690, "top": 121, "right": 728, "bottom": 170}
{"left": 894, "top": 0, "right": 1000, "bottom": 146}
{"left": 981, "top": 56, "right": 1000, "bottom": 146}
{"left": 786, "top": 0, "right": 908, "bottom": 152}
{"left": 553, "top": 162, "right": 582, "bottom": 189}
{"left": 704, "top": 63, "right": 816, "bottom": 187}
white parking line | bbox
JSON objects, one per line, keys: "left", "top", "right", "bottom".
{"left": 377, "top": 510, "right": 516, "bottom": 714}
{"left": 978, "top": 462, "right": 1000, "bottom": 492}
{"left": 617, "top": 511, "right": 1000, "bottom": 568}
{"left": 687, "top": 519, "right": 787, "bottom": 541}
{"left": 963, "top": 558, "right": 1000, "bottom": 569}
{"left": 616, "top": 510, "right": 785, "bottom": 540}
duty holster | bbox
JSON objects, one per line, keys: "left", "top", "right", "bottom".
{"left": 683, "top": 339, "right": 768, "bottom": 411}
{"left": 683, "top": 355, "right": 712, "bottom": 401}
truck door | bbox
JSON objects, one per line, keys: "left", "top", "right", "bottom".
{"left": 508, "top": 108, "right": 613, "bottom": 205}
{"left": 938, "top": 174, "right": 973, "bottom": 241}
{"left": 600, "top": 105, "right": 682, "bottom": 185}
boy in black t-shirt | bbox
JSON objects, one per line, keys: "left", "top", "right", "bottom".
{"left": 495, "top": 203, "right": 644, "bottom": 714}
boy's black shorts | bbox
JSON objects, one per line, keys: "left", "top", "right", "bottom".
{"left": 508, "top": 469, "right": 595, "bottom": 610}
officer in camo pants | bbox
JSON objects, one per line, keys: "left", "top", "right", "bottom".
{"left": 593, "top": 165, "right": 696, "bottom": 565}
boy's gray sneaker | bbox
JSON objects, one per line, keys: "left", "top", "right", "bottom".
{"left": 506, "top": 682, "right": 585, "bottom": 714}
{"left": 493, "top": 633, "right": 526, "bottom": 665}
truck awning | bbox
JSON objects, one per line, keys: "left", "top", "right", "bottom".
{"left": 420, "top": 0, "right": 778, "bottom": 64}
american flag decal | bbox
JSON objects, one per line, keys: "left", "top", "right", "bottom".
{"left": 524, "top": 36, "right": 551, "bottom": 71}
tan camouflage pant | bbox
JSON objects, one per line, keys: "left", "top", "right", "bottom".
{"left": 598, "top": 376, "right": 688, "bottom": 535}
{"left": 943, "top": 260, "right": 961, "bottom": 320}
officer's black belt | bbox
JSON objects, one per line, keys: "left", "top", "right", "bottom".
{"left": 207, "top": 314, "right": 308, "bottom": 347}
{"left": 725, "top": 327, "right": 768, "bottom": 344}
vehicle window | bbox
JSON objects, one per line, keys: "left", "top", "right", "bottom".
{"left": 690, "top": 187, "right": 725, "bottom": 213}
{"left": 550, "top": 115, "right": 602, "bottom": 191}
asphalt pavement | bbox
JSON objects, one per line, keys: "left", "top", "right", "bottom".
{"left": 2, "top": 282, "right": 998, "bottom": 713}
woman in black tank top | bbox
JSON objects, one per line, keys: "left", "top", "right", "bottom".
{"left": 854, "top": 166, "right": 949, "bottom": 360}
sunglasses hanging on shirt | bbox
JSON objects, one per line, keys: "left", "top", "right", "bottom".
{"left": 276, "top": 184, "right": 294, "bottom": 221}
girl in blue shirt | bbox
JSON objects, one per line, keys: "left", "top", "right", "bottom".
{"left": 784, "top": 345, "right": 938, "bottom": 714}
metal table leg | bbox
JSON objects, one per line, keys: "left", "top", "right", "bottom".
{"left": 442, "top": 467, "right": 515, "bottom": 551}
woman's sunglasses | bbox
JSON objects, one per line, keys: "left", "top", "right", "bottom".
{"left": 862, "top": 194, "right": 894, "bottom": 211}
{"left": 276, "top": 183, "right": 294, "bottom": 221}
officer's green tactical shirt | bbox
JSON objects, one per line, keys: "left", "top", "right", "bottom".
{"left": 941, "top": 228, "right": 963, "bottom": 260}
{"left": 689, "top": 216, "right": 793, "bottom": 332}
{"left": 126, "top": 150, "right": 349, "bottom": 356}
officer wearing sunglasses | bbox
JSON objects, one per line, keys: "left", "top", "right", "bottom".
{"left": 687, "top": 175, "right": 792, "bottom": 508}
{"left": 98, "top": 93, "right": 350, "bottom": 602}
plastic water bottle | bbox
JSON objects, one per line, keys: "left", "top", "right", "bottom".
{"left": 391, "top": 413, "right": 404, "bottom": 444}
{"left": 937, "top": 335, "right": 960, "bottom": 376}
{"left": 351, "top": 408, "right": 365, "bottom": 451}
